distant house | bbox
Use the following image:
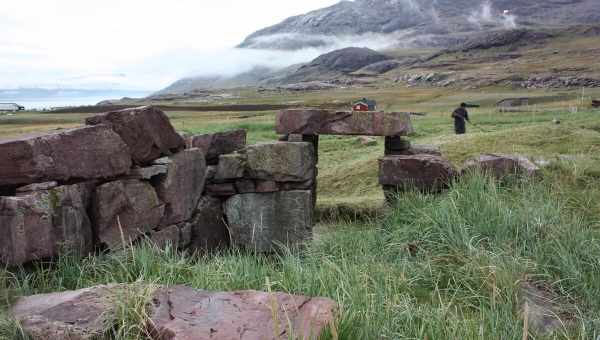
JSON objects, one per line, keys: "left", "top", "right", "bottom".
{"left": 0, "top": 103, "right": 25, "bottom": 112}
{"left": 496, "top": 98, "right": 529, "bottom": 112}
{"left": 352, "top": 98, "right": 377, "bottom": 112}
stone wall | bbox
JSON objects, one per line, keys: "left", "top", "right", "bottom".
{"left": 0, "top": 106, "right": 317, "bottom": 267}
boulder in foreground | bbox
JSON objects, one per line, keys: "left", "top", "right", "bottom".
{"left": 86, "top": 106, "right": 185, "bottom": 165}
{"left": 276, "top": 109, "right": 414, "bottom": 136}
{"left": 149, "top": 285, "right": 338, "bottom": 340}
{"left": 10, "top": 284, "right": 338, "bottom": 340}
{"left": 0, "top": 125, "right": 131, "bottom": 187}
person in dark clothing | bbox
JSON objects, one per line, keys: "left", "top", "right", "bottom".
{"left": 452, "top": 103, "right": 470, "bottom": 134}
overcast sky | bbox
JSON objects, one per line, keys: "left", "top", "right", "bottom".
{"left": 0, "top": 0, "right": 341, "bottom": 90}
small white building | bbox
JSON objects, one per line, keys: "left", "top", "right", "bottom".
{"left": 0, "top": 103, "right": 25, "bottom": 112}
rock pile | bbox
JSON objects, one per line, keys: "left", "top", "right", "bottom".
{"left": 0, "top": 107, "right": 318, "bottom": 266}
{"left": 10, "top": 284, "right": 338, "bottom": 340}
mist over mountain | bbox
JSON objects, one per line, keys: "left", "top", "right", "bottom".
{"left": 239, "top": 0, "right": 600, "bottom": 50}
{"left": 156, "top": 0, "right": 600, "bottom": 95}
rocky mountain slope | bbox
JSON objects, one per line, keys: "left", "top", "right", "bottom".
{"left": 239, "top": 0, "right": 600, "bottom": 50}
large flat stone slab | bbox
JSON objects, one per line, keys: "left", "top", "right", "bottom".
{"left": 224, "top": 191, "right": 313, "bottom": 252}
{"left": 0, "top": 125, "right": 132, "bottom": 187}
{"left": 86, "top": 106, "right": 184, "bottom": 165}
{"left": 149, "top": 285, "right": 337, "bottom": 340}
{"left": 276, "top": 109, "right": 413, "bottom": 136}
{"left": 379, "top": 155, "right": 456, "bottom": 192}
{"left": 10, "top": 284, "right": 337, "bottom": 340}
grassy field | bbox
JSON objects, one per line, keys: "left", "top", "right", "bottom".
{"left": 1, "top": 86, "right": 600, "bottom": 339}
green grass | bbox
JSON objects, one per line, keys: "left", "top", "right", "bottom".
{"left": 2, "top": 86, "right": 600, "bottom": 339}
{"left": 3, "top": 169, "right": 600, "bottom": 339}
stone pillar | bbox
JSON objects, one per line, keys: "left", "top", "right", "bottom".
{"left": 384, "top": 136, "right": 411, "bottom": 156}
{"left": 286, "top": 134, "right": 319, "bottom": 212}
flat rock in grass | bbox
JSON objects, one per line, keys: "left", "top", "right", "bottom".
{"left": 148, "top": 285, "right": 337, "bottom": 340}
{"left": 186, "top": 129, "right": 247, "bottom": 163}
{"left": 462, "top": 154, "right": 540, "bottom": 179}
{"left": 86, "top": 106, "right": 184, "bottom": 165}
{"left": 224, "top": 191, "right": 313, "bottom": 252}
{"left": 520, "top": 281, "right": 574, "bottom": 335}
{"left": 92, "top": 179, "right": 164, "bottom": 249}
{"left": 0, "top": 125, "right": 131, "bottom": 187}
{"left": 11, "top": 284, "right": 337, "bottom": 340}
{"left": 276, "top": 109, "right": 414, "bottom": 136}
{"left": 154, "top": 149, "right": 206, "bottom": 226}
{"left": 188, "top": 196, "right": 230, "bottom": 251}
{"left": 379, "top": 155, "right": 456, "bottom": 192}
{"left": 245, "top": 142, "right": 315, "bottom": 182}
{"left": 0, "top": 182, "right": 95, "bottom": 266}
{"left": 10, "top": 284, "right": 137, "bottom": 340}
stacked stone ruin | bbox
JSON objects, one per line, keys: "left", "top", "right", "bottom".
{"left": 0, "top": 106, "right": 317, "bottom": 266}
{"left": 1, "top": 105, "right": 478, "bottom": 267}
{"left": 276, "top": 109, "right": 457, "bottom": 201}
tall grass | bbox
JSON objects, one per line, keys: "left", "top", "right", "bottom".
{"left": 2, "top": 169, "right": 600, "bottom": 339}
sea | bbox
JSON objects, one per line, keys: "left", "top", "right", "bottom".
{"left": 0, "top": 89, "right": 151, "bottom": 110}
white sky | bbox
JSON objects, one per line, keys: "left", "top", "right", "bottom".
{"left": 0, "top": 0, "right": 341, "bottom": 90}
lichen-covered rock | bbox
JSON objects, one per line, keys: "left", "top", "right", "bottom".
{"left": 245, "top": 142, "right": 315, "bottom": 182}
{"left": 276, "top": 109, "right": 414, "bottom": 136}
{"left": 86, "top": 106, "right": 184, "bottom": 165}
{"left": 188, "top": 196, "right": 229, "bottom": 251}
{"left": 149, "top": 285, "right": 337, "bottom": 340}
{"left": 0, "top": 182, "right": 94, "bottom": 266}
{"left": 186, "top": 129, "right": 247, "bottom": 164}
{"left": 92, "top": 179, "right": 164, "bottom": 249}
{"left": 0, "top": 125, "right": 131, "bottom": 187}
{"left": 379, "top": 155, "right": 456, "bottom": 192}
{"left": 154, "top": 149, "right": 206, "bottom": 226}
{"left": 224, "top": 191, "right": 313, "bottom": 252}
{"left": 462, "top": 154, "right": 540, "bottom": 179}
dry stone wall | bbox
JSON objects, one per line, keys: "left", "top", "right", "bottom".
{"left": 0, "top": 106, "right": 318, "bottom": 266}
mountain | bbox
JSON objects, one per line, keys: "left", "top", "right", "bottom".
{"left": 239, "top": 0, "right": 600, "bottom": 50}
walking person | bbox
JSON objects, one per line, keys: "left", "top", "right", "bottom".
{"left": 452, "top": 103, "right": 470, "bottom": 135}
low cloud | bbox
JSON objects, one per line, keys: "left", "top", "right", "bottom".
{"left": 468, "top": 1, "right": 518, "bottom": 29}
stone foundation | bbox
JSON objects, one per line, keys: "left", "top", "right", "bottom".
{"left": 0, "top": 107, "right": 317, "bottom": 266}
